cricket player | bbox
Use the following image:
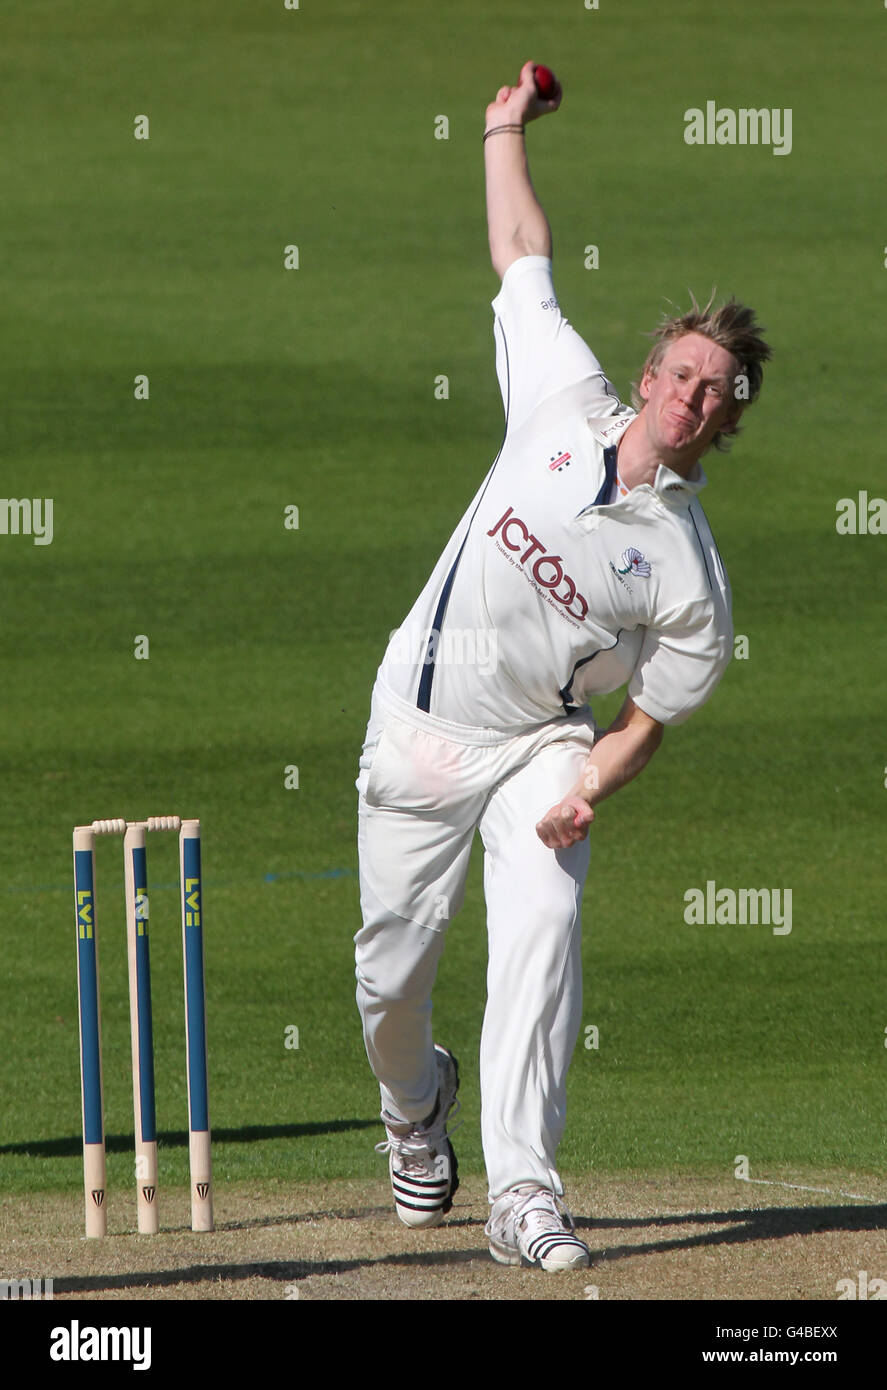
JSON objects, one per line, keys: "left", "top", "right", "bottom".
{"left": 354, "top": 61, "right": 771, "bottom": 1270}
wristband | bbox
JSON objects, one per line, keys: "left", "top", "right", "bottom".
{"left": 483, "top": 123, "right": 525, "bottom": 142}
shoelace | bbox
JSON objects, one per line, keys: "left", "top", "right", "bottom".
{"left": 375, "top": 1096, "right": 463, "bottom": 1171}
{"left": 511, "top": 1185, "right": 575, "bottom": 1236}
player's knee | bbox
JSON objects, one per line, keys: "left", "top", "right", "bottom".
{"left": 355, "top": 924, "right": 444, "bottom": 1004}
{"left": 504, "top": 870, "right": 583, "bottom": 926}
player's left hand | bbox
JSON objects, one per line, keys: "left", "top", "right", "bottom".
{"left": 535, "top": 796, "right": 594, "bottom": 849}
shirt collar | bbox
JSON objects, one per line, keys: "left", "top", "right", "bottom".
{"left": 586, "top": 414, "right": 709, "bottom": 510}
{"left": 588, "top": 411, "right": 634, "bottom": 450}
{"left": 652, "top": 459, "right": 708, "bottom": 507}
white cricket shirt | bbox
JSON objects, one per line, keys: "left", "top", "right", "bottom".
{"left": 377, "top": 256, "right": 733, "bottom": 732}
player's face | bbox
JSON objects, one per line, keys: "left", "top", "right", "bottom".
{"left": 639, "top": 333, "right": 740, "bottom": 460}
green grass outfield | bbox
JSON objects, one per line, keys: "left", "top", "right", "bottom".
{"left": 1, "top": 0, "right": 884, "bottom": 1217}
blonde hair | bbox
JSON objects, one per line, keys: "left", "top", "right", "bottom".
{"left": 631, "top": 293, "right": 772, "bottom": 452}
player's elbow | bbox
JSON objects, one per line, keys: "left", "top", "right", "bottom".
{"left": 489, "top": 240, "right": 514, "bottom": 280}
{"left": 489, "top": 227, "right": 552, "bottom": 279}
{"left": 489, "top": 237, "right": 531, "bottom": 280}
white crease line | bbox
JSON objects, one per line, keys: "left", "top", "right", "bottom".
{"left": 737, "top": 1176, "right": 876, "bottom": 1202}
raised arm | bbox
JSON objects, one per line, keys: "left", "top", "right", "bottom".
{"left": 484, "top": 60, "right": 562, "bottom": 279}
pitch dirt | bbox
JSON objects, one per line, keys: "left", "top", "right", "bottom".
{"left": 3, "top": 1171, "right": 885, "bottom": 1301}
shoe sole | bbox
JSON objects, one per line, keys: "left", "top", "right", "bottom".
{"left": 488, "top": 1240, "right": 521, "bottom": 1267}
{"left": 488, "top": 1234, "right": 591, "bottom": 1271}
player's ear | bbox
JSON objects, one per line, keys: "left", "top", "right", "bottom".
{"left": 638, "top": 366, "right": 655, "bottom": 401}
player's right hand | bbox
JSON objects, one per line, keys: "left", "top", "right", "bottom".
{"left": 485, "top": 59, "right": 562, "bottom": 131}
{"left": 535, "top": 795, "right": 594, "bottom": 850}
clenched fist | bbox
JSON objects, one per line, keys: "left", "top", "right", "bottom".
{"left": 535, "top": 795, "right": 594, "bottom": 850}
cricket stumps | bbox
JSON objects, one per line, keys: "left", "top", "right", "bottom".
{"left": 72, "top": 816, "right": 213, "bottom": 1237}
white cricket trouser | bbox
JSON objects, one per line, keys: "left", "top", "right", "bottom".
{"left": 354, "top": 680, "right": 596, "bottom": 1201}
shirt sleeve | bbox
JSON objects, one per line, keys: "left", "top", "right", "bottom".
{"left": 491, "top": 256, "right": 622, "bottom": 435}
{"left": 628, "top": 596, "right": 733, "bottom": 726}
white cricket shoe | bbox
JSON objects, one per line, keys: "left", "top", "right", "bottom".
{"left": 375, "top": 1045, "right": 460, "bottom": 1229}
{"left": 486, "top": 1183, "right": 590, "bottom": 1270}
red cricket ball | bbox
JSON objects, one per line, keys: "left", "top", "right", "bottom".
{"left": 534, "top": 65, "right": 557, "bottom": 99}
